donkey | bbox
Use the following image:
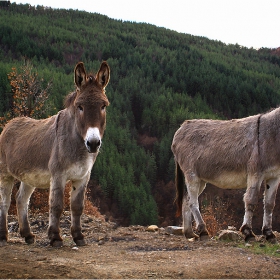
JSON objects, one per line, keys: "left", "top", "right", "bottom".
{"left": 172, "top": 108, "right": 280, "bottom": 243}
{"left": 0, "top": 61, "right": 110, "bottom": 247}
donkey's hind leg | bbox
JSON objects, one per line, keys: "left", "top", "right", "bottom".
{"left": 16, "top": 182, "right": 35, "bottom": 244}
{"left": 70, "top": 179, "right": 88, "bottom": 246}
{"left": 0, "top": 177, "right": 13, "bottom": 246}
{"left": 187, "top": 180, "right": 209, "bottom": 240}
{"left": 182, "top": 192, "right": 198, "bottom": 239}
{"left": 262, "top": 178, "right": 280, "bottom": 243}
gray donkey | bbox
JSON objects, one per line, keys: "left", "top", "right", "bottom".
{"left": 0, "top": 61, "right": 110, "bottom": 247}
{"left": 172, "top": 108, "right": 280, "bottom": 243}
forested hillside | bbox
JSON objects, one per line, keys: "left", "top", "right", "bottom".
{"left": 1, "top": 3, "right": 280, "bottom": 226}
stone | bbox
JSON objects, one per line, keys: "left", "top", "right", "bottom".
{"left": 146, "top": 225, "right": 159, "bottom": 232}
{"left": 165, "top": 226, "right": 183, "bottom": 235}
{"left": 227, "top": 226, "right": 237, "bottom": 231}
{"left": 218, "top": 230, "right": 242, "bottom": 241}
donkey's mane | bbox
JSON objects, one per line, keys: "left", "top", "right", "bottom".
{"left": 64, "top": 91, "right": 77, "bottom": 108}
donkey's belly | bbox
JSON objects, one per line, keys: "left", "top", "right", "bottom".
{"left": 203, "top": 171, "right": 247, "bottom": 189}
{"left": 21, "top": 171, "right": 51, "bottom": 189}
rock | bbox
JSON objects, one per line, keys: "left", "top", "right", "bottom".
{"left": 98, "top": 240, "right": 105, "bottom": 245}
{"left": 227, "top": 226, "right": 236, "bottom": 231}
{"left": 146, "top": 225, "right": 158, "bottom": 232}
{"left": 218, "top": 230, "right": 242, "bottom": 241}
{"left": 165, "top": 226, "right": 183, "bottom": 235}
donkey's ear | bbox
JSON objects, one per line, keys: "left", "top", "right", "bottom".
{"left": 96, "top": 61, "right": 110, "bottom": 89}
{"left": 74, "top": 62, "right": 87, "bottom": 89}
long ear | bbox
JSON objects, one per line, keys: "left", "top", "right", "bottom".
{"left": 96, "top": 61, "right": 110, "bottom": 89}
{"left": 74, "top": 62, "right": 87, "bottom": 89}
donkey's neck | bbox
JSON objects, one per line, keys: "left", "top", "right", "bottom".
{"left": 56, "top": 108, "right": 89, "bottom": 156}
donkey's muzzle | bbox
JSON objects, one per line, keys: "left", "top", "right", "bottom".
{"left": 86, "top": 139, "right": 101, "bottom": 153}
{"left": 85, "top": 127, "right": 102, "bottom": 153}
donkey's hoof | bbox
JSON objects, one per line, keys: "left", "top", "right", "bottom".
{"left": 244, "top": 235, "right": 256, "bottom": 242}
{"left": 0, "top": 240, "right": 7, "bottom": 247}
{"left": 75, "top": 239, "right": 86, "bottom": 246}
{"left": 266, "top": 234, "right": 277, "bottom": 244}
{"left": 51, "top": 240, "right": 63, "bottom": 248}
{"left": 25, "top": 234, "right": 35, "bottom": 244}
{"left": 263, "top": 228, "right": 277, "bottom": 244}
{"left": 267, "top": 237, "right": 277, "bottom": 244}
{"left": 25, "top": 237, "right": 35, "bottom": 244}
{"left": 200, "top": 233, "right": 210, "bottom": 241}
{"left": 240, "top": 225, "right": 256, "bottom": 242}
{"left": 184, "top": 231, "right": 199, "bottom": 240}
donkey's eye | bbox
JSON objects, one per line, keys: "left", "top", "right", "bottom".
{"left": 101, "top": 105, "right": 106, "bottom": 111}
{"left": 77, "top": 105, "right": 84, "bottom": 112}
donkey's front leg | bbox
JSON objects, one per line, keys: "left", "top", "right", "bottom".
{"left": 262, "top": 178, "right": 279, "bottom": 243}
{"left": 240, "top": 177, "right": 262, "bottom": 242}
{"left": 48, "top": 177, "right": 66, "bottom": 247}
{"left": 70, "top": 179, "right": 88, "bottom": 246}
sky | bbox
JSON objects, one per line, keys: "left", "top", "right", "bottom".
{"left": 15, "top": 0, "right": 280, "bottom": 49}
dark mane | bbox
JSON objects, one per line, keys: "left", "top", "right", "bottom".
{"left": 64, "top": 73, "right": 95, "bottom": 108}
{"left": 64, "top": 91, "right": 77, "bottom": 108}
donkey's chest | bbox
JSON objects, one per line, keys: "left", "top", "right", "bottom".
{"left": 66, "top": 157, "right": 94, "bottom": 181}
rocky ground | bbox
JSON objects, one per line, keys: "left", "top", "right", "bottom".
{"left": 0, "top": 212, "right": 280, "bottom": 279}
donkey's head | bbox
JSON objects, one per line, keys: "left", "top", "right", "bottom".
{"left": 70, "top": 61, "right": 110, "bottom": 153}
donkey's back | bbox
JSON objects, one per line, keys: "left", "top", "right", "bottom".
{"left": 172, "top": 115, "right": 259, "bottom": 188}
{"left": 0, "top": 116, "right": 57, "bottom": 187}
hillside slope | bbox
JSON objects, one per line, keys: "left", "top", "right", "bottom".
{"left": 0, "top": 3, "right": 280, "bottom": 228}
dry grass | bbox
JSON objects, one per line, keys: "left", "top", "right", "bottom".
{"left": 201, "top": 195, "right": 235, "bottom": 237}
{"left": 8, "top": 181, "right": 103, "bottom": 219}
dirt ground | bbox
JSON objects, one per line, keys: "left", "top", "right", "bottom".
{"left": 1, "top": 212, "right": 280, "bottom": 279}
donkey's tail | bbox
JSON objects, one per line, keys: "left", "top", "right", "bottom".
{"left": 174, "top": 160, "right": 185, "bottom": 217}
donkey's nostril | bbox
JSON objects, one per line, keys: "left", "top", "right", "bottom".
{"left": 87, "top": 140, "right": 100, "bottom": 147}
{"left": 86, "top": 139, "right": 101, "bottom": 153}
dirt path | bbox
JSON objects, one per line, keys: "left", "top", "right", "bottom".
{"left": 1, "top": 213, "right": 280, "bottom": 279}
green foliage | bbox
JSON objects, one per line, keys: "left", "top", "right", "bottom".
{"left": 239, "top": 242, "right": 280, "bottom": 258}
{"left": 0, "top": 62, "right": 12, "bottom": 116}
{"left": 0, "top": 3, "right": 280, "bottom": 225}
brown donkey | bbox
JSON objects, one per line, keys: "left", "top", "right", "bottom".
{"left": 172, "top": 109, "right": 280, "bottom": 243}
{"left": 0, "top": 61, "right": 110, "bottom": 247}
